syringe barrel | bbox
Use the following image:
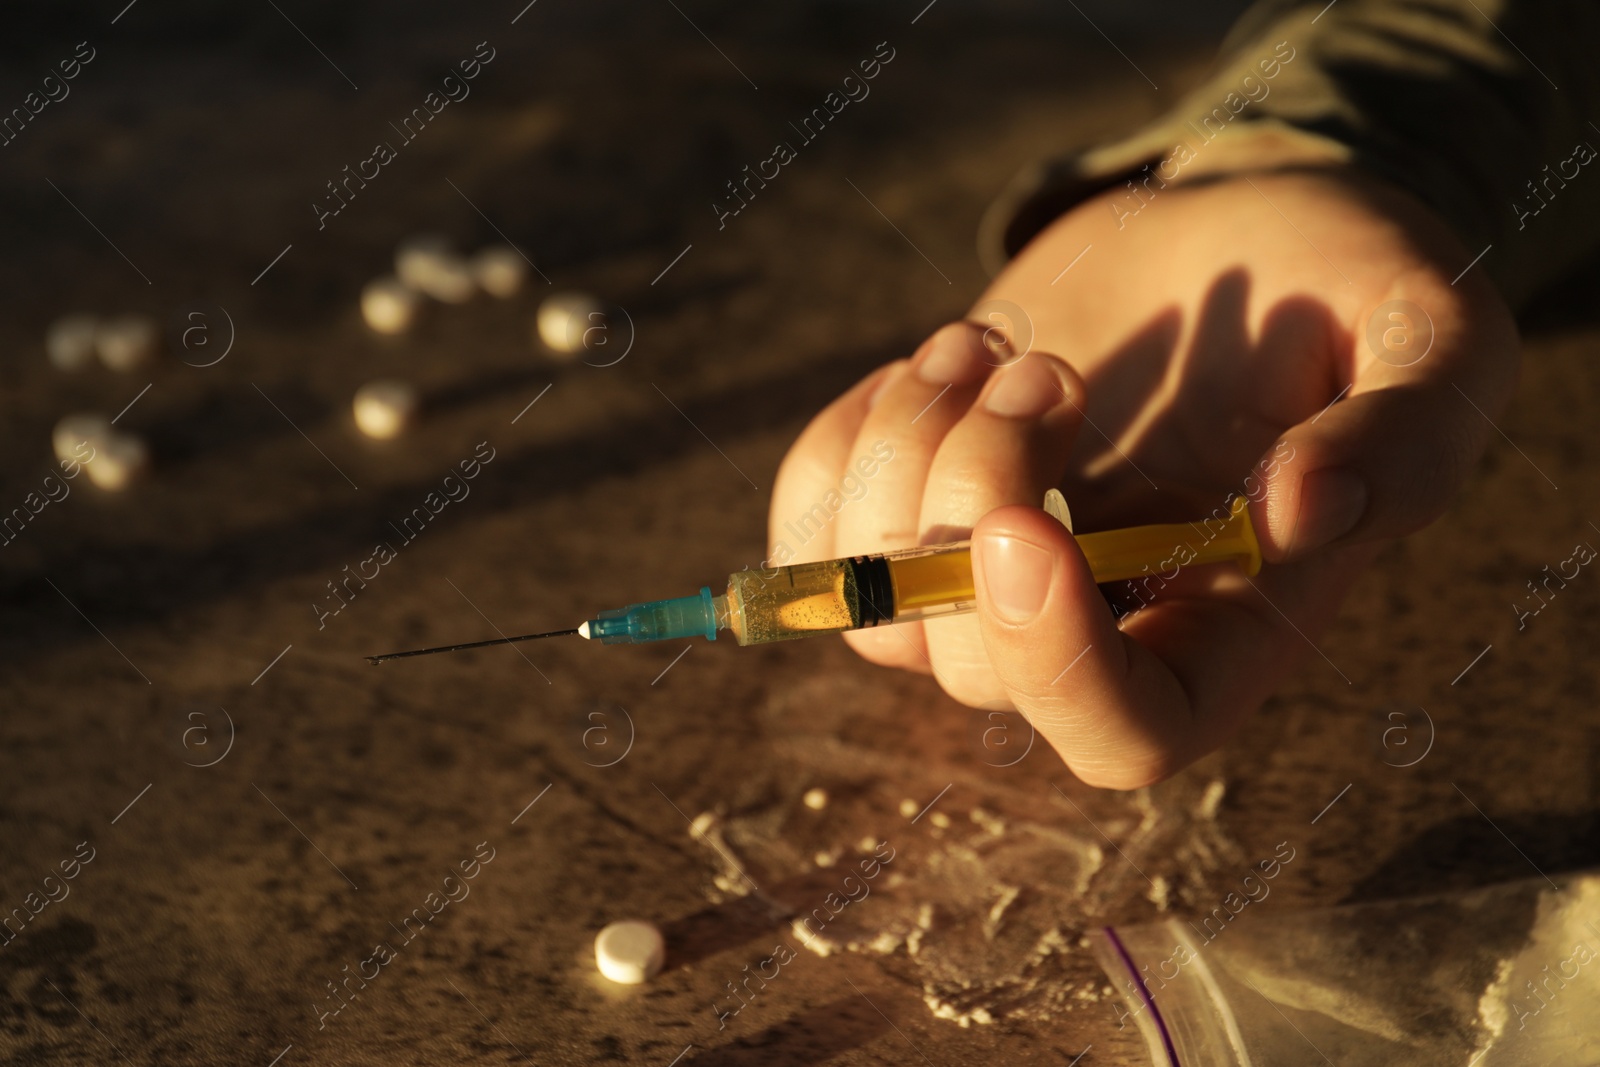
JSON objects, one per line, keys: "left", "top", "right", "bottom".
{"left": 719, "top": 547, "right": 973, "bottom": 646}
{"left": 722, "top": 496, "right": 1260, "bottom": 646}
{"left": 1075, "top": 496, "right": 1261, "bottom": 582}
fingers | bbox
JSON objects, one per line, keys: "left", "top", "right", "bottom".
{"left": 1254, "top": 276, "right": 1520, "bottom": 561}
{"left": 917, "top": 353, "right": 1086, "bottom": 705}
{"left": 969, "top": 506, "right": 1304, "bottom": 789}
{"left": 834, "top": 323, "right": 994, "bottom": 553}
{"left": 768, "top": 362, "right": 899, "bottom": 566}
{"left": 833, "top": 322, "right": 995, "bottom": 670}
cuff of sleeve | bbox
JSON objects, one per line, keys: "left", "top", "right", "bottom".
{"left": 977, "top": 117, "right": 1351, "bottom": 278}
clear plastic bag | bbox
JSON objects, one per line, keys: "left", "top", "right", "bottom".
{"left": 1093, "top": 873, "right": 1600, "bottom": 1066}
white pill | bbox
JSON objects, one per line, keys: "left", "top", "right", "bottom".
{"left": 594, "top": 920, "right": 665, "bottom": 985}
{"left": 418, "top": 256, "right": 476, "bottom": 303}
{"left": 360, "top": 276, "right": 421, "bottom": 335}
{"left": 95, "top": 314, "right": 159, "bottom": 371}
{"left": 352, "top": 380, "right": 419, "bottom": 440}
{"left": 898, "top": 799, "right": 918, "bottom": 819}
{"left": 46, "top": 314, "right": 100, "bottom": 371}
{"left": 536, "top": 292, "right": 608, "bottom": 357}
{"left": 396, "top": 235, "right": 475, "bottom": 303}
{"left": 85, "top": 432, "right": 149, "bottom": 491}
{"left": 803, "top": 788, "right": 829, "bottom": 811}
{"left": 471, "top": 246, "right": 528, "bottom": 299}
{"left": 53, "top": 414, "right": 112, "bottom": 465}
{"left": 395, "top": 234, "right": 452, "bottom": 286}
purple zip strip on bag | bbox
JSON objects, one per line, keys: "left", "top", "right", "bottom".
{"left": 1103, "top": 925, "right": 1181, "bottom": 1067}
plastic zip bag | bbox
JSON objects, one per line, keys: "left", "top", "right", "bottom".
{"left": 1093, "top": 873, "right": 1600, "bottom": 1066}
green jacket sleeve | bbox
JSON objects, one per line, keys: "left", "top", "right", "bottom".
{"left": 979, "top": 0, "right": 1600, "bottom": 309}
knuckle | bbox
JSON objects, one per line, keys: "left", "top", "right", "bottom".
{"left": 933, "top": 663, "right": 1002, "bottom": 709}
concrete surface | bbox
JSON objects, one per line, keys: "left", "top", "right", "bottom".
{"left": 1, "top": 3, "right": 1596, "bottom": 1065}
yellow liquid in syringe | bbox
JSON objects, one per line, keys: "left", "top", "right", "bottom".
{"left": 722, "top": 548, "right": 979, "bottom": 645}
{"left": 716, "top": 497, "right": 1262, "bottom": 646}
{"left": 726, "top": 560, "right": 861, "bottom": 645}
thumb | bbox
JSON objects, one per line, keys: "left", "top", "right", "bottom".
{"left": 1257, "top": 308, "right": 1519, "bottom": 562}
{"left": 970, "top": 505, "right": 1206, "bottom": 789}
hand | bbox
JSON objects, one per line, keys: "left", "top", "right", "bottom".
{"left": 769, "top": 167, "right": 1518, "bottom": 787}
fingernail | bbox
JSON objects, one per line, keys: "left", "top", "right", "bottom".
{"left": 977, "top": 532, "right": 1053, "bottom": 625}
{"left": 867, "top": 364, "right": 903, "bottom": 409}
{"left": 914, "top": 324, "right": 983, "bottom": 384}
{"left": 981, "top": 354, "right": 1067, "bottom": 419}
{"left": 1290, "top": 467, "right": 1366, "bottom": 553}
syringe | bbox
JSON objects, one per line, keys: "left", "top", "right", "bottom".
{"left": 366, "top": 495, "right": 1261, "bottom": 663}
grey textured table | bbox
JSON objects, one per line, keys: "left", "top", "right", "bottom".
{"left": 2, "top": 3, "right": 1596, "bottom": 1064}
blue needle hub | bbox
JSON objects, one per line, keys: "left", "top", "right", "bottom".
{"left": 583, "top": 587, "right": 719, "bottom": 645}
